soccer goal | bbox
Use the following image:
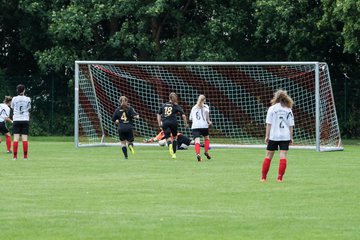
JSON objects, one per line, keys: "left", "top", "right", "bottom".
{"left": 74, "top": 61, "right": 343, "bottom": 151}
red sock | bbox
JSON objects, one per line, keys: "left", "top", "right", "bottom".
{"left": 195, "top": 143, "right": 200, "bottom": 155}
{"left": 204, "top": 139, "right": 210, "bottom": 152}
{"left": 6, "top": 135, "right": 11, "bottom": 151}
{"left": 261, "top": 158, "right": 271, "bottom": 180}
{"left": 23, "top": 141, "right": 28, "bottom": 158}
{"left": 278, "top": 159, "right": 287, "bottom": 180}
{"left": 13, "top": 141, "right": 18, "bottom": 158}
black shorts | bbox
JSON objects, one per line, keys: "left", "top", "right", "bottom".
{"left": 118, "top": 129, "right": 134, "bottom": 142}
{"left": 13, "top": 121, "right": 30, "bottom": 135}
{"left": 162, "top": 121, "right": 178, "bottom": 139}
{"left": 177, "top": 134, "right": 192, "bottom": 146}
{"left": 192, "top": 128, "right": 209, "bottom": 138}
{"left": 0, "top": 122, "right": 9, "bottom": 134}
{"left": 267, "top": 140, "right": 290, "bottom": 151}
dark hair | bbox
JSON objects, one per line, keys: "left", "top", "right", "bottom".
{"left": 4, "top": 96, "right": 12, "bottom": 104}
{"left": 16, "top": 84, "right": 25, "bottom": 95}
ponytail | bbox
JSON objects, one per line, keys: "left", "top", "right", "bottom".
{"left": 195, "top": 95, "right": 206, "bottom": 109}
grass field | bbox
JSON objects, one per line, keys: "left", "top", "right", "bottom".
{"left": 0, "top": 138, "right": 359, "bottom": 240}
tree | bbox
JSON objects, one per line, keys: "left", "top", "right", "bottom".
{"left": 1, "top": 0, "right": 359, "bottom": 137}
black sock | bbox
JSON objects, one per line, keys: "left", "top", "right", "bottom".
{"left": 122, "top": 146, "right": 128, "bottom": 158}
{"left": 173, "top": 140, "right": 177, "bottom": 153}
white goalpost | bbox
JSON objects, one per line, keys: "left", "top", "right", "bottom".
{"left": 74, "top": 61, "right": 343, "bottom": 151}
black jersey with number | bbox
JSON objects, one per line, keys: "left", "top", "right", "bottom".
{"left": 112, "top": 106, "right": 138, "bottom": 131}
{"left": 158, "top": 102, "right": 184, "bottom": 124}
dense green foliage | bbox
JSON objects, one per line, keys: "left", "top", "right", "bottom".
{"left": 0, "top": 141, "right": 360, "bottom": 239}
{"left": 0, "top": 0, "right": 359, "bottom": 137}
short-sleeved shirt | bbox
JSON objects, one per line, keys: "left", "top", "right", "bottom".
{"left": 189, "top": 104, "right": 210, "bottom": 129}
{"left": 0, "top": 103, "right": 11, "bottom": 122}
{"left": 266, "top": 103, "right": 295, "bottom": 141}
{"left": 158, "top": 102, "right": 185, "bottom": 124}
{"left": 112, "top": 106, "right": 138, "bottom": 131}
{"left": 11, "top": 95, "right": 31, "bottom": 121}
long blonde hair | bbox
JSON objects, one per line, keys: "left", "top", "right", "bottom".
{"left": 195, "top": 95, "right": 206, "bottom": 109}
{"left": 169, "top": 92, "right": 178, "bottom": 104}
{"left": 119, "top": 96, "right": 129, "bottom": 110}
{"left": 271, "top": 90, "right": 294, "bottom": 108}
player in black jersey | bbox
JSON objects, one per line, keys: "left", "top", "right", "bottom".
{"left": 112, "top": 96, "right": 139, "bottom": 159}
{"left": 157, "top": 92, "right": 188, "bottom": 159}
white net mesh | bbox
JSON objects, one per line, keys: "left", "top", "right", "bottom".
{"left": 75, "top": 62, "right": 342, "bottom": 150}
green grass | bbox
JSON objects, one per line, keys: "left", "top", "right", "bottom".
{"left": 0, "top": 140, "right": 359, "bottom": 240}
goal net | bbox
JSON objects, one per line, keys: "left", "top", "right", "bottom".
{"left": 74, "top": 61, "right": 342, "bottom": 151}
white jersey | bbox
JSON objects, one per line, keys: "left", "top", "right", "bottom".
{"left": 0, "top": 103, "right": 11, "bottom": 122}
{"left": 11, "top": 95, "right": 31, "bottom": 121}
{"left": 266, "top": 103, "right": 294, "bottom": 141}
{"left": 190, "top": 104, "right": 210, "bottom": 129}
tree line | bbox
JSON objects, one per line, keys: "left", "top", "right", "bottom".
{"left": 0, "top": 0, "right": 359, "bottom": 137}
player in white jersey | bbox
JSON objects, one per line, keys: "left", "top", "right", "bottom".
{"left": 261, "top": 90, "right": 294, "bottom": 183}
{"left": 11, "top": 84, "right": 31, "bottom": 160}
{"left": 189, "top": 95, "right": 212, "bottom": 162}
{"left": 0, "top": 96, "right": 13, "bottom": 153}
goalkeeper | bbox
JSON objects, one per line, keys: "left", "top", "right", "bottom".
{"left": 145, "top": 130, "right": 202, "bottom": 150}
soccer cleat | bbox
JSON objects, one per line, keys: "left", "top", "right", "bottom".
{"left": 204, "top": 152, "right": 211, "bottom": 159}
{"left": 128, "top": 145, "right": 135, "bottom": 154}
{"left": 172, "top": 154, "right": 176, "bottom": 159}
{"left": 7, "top": 150, "right": 12, "bottom": 154}
{"left": 168, "top": 144, "right": 174, "bottom": 156}
{"left": 277, "top": 178, "right": 283, "bottom": 183}
{"left": 260, "top": 178, "right": 266, "bottom": 182}
{"left": 13, "top": 158, "right": 17, "bottom": 161}
{"left": 24, "top": 158, "right": 28, "bottom": 161}
{"left": 196, "top": 154, "right": 202, "bottom": 162}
